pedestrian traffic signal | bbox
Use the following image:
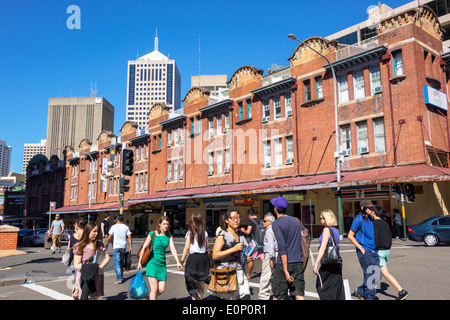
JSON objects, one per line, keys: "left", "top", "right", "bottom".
{"left": 119, "top": 177, "right": 130, "bottom": 194}
{"left": 405, "top": 183, "right": 415, "bottom": 203}
{"left": 121, "top": 148, "right": 134, "bottom": 176}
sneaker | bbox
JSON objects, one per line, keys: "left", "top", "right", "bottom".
{"left": 58, "top": 249, "right": 61, "bottom": 253}
{"left": 51, "top": 250, "right": 55, "bottom": 254}
{"left": 353, "top": 289, "right": 364, "bottom": 300}
{"left": 114, "top": 280, "right": 123, "bottom": 284}
{"left": 398, "top": 290, "right": 409, "bottom": 300}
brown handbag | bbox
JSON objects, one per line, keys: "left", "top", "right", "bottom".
{"left": 208, "top": 267, "right": 238, "bottom": 293}
{"left": 295, "top": 218, "right": 311, "bottom": 269}
{"left": 137, "top": 231, "right": 156, "bottom": 266}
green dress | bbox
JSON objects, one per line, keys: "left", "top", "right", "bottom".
{"left": 145, "top": 231, "right": 171, "bottom": 281}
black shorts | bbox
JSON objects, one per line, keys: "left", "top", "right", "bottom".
{"left": 272, "top": 262, "right": 305, "bottom": 299}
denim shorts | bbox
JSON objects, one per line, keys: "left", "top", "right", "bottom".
{"left": 378, "top": 249, "right": 390, "bottom": 267}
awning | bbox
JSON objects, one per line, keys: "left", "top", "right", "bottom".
{"left": 49, "top": 201, "right": 126, "bottom": 215}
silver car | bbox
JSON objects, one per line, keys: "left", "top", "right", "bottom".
{"left": 23, "top": 228, "right": 48, "bottom": 246}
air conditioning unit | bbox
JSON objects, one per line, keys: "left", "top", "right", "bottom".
{"left": 224, "top": 128, "right": 229, "bottom": 133}
{"left": 359, "top": 147, "right": 369, "bottom": 154}
{"left": 264, "top": 162, "right": 271, "bottom": 168}
{"left": 373, "top": 86, "right": 382, "bottom": 94}
{"left": 285, "top": 158, "right": 293, "bottom": 165}
{"left": 342, "top": 149, "right": 351, "bottom": 157}
{"left": 166, "top": 177, "right": 171, "bottom": 182}
{"left": 287, "top": 110, "right": 292, "bottom": 117}
{"left": 167, "top": 143, "right": 172, "bottom": 148}
{"left": 224, "top": 167, "right": 230, "bottom": 173}
{"left": 179, "top": 175, "right": 183, "bottom": 180}
{"left": 262, "top": 116, "right": 269, "bottom": 123}
{"left": 207, "top": 170, "right": 213, "bottom": 176}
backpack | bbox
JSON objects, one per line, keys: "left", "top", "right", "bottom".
{"left": 253, "top": 219, "right": 266, "bottom": 248}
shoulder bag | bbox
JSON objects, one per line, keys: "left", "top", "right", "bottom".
{"left": 321, "top": 227, "right": 342, "bottom": 265}
{"left": 295, "top": 218, "right": 311, "bottom": 269}
{"left": 137, "top": 231, "right": 156, "bottom": 266}
{"left": 208, "top": 267, "right": 238, "bottom": 293}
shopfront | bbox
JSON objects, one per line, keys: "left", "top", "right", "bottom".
{"left": 204, "top": 197, "right": 233, "bottom": 236}
{"left": 163, "top": 201, "right": 187, "bottom": 236}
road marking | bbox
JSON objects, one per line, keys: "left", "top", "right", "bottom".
{"left": 22, "top": 283, "right": 72, "bottom": 300}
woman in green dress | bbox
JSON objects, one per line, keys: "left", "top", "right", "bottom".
{"left": 138, "top": 216, "right": 183, "bottom": 300}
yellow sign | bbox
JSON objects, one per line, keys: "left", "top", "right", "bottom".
{"left": 282, "top": 194, "right": 304, "bottom": 201}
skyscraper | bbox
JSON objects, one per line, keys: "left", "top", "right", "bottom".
{"left": 22, "top": 139, "right": 46, "bottom": 175}
{"left": 0, "top": 140, "right": 12, "bottom": 177}
{"left": 46, "top": 96, "right": 115, "bottom": 159}
{"left": 126, "top": 31, "right": 181, "bottom": 129}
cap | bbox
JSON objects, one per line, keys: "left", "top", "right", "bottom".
{"left": 360, "top": 200, "right": 374, "bottom": 208}
{"left": 270, "top": 196, "right": 288, "bottom": 211}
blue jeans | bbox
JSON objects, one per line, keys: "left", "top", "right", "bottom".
{"left": 113, "top": 248, "right": 125, "bottom": 281}
{"left": 356, "top": 249, "right": 380, "bottom": 300}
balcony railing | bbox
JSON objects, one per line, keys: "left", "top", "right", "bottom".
{"left": 261, "top": 67, "right": 291, "bottom": 87}
{"left": 335, "top": 36, "right": 379, "bottom": 61}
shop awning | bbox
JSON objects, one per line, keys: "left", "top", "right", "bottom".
{"left": 49, "top": 201, "right": 126, "bottom": 215}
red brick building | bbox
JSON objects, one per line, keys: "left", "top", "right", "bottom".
{"left": 53, "top": 6, "right": 450, "bottom": 237}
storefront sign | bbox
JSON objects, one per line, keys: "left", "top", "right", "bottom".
{"left": 233, "top": 199, "right": 254, "bottom": 206}
{"left": 282, "top": 194, "right": 304, "bottom": 201}
{"left": 424, "top": 85, "right": 448, "bottom": 111}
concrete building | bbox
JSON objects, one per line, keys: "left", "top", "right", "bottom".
{"left": 191, "top": 74, "right": 228, "bottom": 98}
{"left": 22, "top": 139, "right": 46, "bottom": 175}
{"left": 0, "top": 140, "right": 12, "bottom": 177}
{"left": 126, "top": 32, "right": 182, "bottom": 130}
{"left": 46, "top": 97, "right": 114, "bottom": 160}
{"left": 52, "top": 5, "right": 450, "bottom": 240}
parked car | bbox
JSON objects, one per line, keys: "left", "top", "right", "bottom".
{"left": 23, "top": 228, "right": 48, "bottom": 247}
{"left": 17, "top": 229, "right": 31, "bottom": 246}
{"left": 61, "top": 229, "right": 72, "bottom": 241}
{"left": 407, "top": 216, "right": 450, "bottom": 246}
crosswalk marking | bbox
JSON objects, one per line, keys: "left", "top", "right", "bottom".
{"left": 22, "top": 283, "right": 73, "bottom": 300}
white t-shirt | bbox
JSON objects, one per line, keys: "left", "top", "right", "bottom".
{"left": 185, "top": 231, "right": 208, "bottom": 254}
{"left": 108, "top": 223, "right": 131, "bottom": 249}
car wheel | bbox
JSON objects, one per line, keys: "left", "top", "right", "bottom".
{"left": 423, "top": 234, "right": 439, "bottom": 246}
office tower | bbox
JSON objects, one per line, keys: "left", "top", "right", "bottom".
{"left": 126, "top": 31, "right": 181, "bottom": 129}
{"left": 46, "top": 96, "right": 114, "bottom": 159}
{"left": 22, "top": 139, "right": 46, "bottom": 174}
{"left": 0, "top": 140, "right": 12, "bottom": 177}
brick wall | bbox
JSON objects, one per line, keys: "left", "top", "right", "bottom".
{"left": 0, "top": 226, "right": 19, "bottom": 250}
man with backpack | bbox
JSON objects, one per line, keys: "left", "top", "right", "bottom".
{"left": 241, "top": 208, "right": 265, "bottom": 280}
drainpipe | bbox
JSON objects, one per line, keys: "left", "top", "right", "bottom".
{"left": 382, "top": 50, "right": 398, "bottom": 166}
{"left": 292, "top": 83, "right": 300, "bottom": 175}
{"left": 439, "top": 58, "right": 450, "bottom": 151}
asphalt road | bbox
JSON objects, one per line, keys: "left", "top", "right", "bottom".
{"left": 0, "top": 236, "right": 449, "bottom": 301}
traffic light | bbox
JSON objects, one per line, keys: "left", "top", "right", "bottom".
{"left": 391, "top": 184, "right": 401, "bottom": 201}
{"left": 121, "top": 148, "right": 134, "bottom": 176}
{"left": 405, "top": 183, "right": 415, "bottom": 203}
{"left": 119, "top": 177, "right": 130, "bottom": 194}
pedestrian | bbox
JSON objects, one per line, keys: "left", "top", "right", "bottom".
{"left": 393, "top": 209, "right": 403, "bottom": 239}
{"left": 348, "top": 199, "right": 380, "bottom": 300}
{"left": 66, "top": 217, "right": 86, "bottom": 266}
{"left": 137, "top": 216, "right": 182, "bottom": 300}
{"left": 49, "top": 214, "right": 65, "bottom": 254}
{"left": 73, "top": 221, "right": 110, "bottom": 300}
{"left": 313, "top": 209, "right": 345, "bottom": 300}
{"left": 270, "top": 196, "right": 306, "bottom": 300}
{"left": 180, "top": 212, "right": 210, "bottom": 300}
{"left": 101, "top": 213, "right": 111, "bottom": 246}
{"left": 258, "top": 212, "right": 277, "bottom": 300}
{"left": 241, "top": 208, "right": 265, "bottom": 280}
{"left": 372, "top": 205, "right": 409, "bottom": 300}
{"left": 210, "top": 208, "right": 251, "bottom": 300}
{"left": 106, "top": 215, "right": 132, "bottom": 284}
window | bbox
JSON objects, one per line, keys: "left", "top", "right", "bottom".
{"left": 168, "top": 131, "right": 172, "bottom": 146}
{"left": 301, "top": 80, "right": 310, "bottom": 101}
{"left": 208, "top": 152, "right": 214, "bottom": 174}
{"left": 274, "top": 96, "right": 281, "bottom": 120}
{"left": 190, "top": 117, "right": 194, "bottom": 134}
{"left": 393, "top": 51, "right": 404, "bottom": 76}
{"left": 263, "top": 100, "right": 270, "bottom": 121}
{"left": 225, "top": 149, "right": 230, "bottom": 171}
{"left": 264, "top": 141, "right": 271, "bottom": 168}
{"left": 316, "top": 77, "right": 323, "bottom": 99}
{"left": 275, "top": 138, "right": 282, "bottom": 167}
{"left": 286, "top": 136, "right": 294, "bottom": 161}
{"left": 285, "top": 92, "right": 292, "bottom": 117}
{"left": 196, "top": 116, "right": 201, "bottom": 133}
{"left": 357, "top": 121, "right": 369, "bottom": 154}
{"left": 217, "top": 114, "right": 222, "bottom": 135}
{"left": 173, "top": 160, "right": 178, "bottom": 180}
{"left": 370, "top": 64, "right": 381, "bottom": 95}
{"left": 340, "top": 124, "right": 352, "bottom": 156}
{"left": 373, "top": 118, "right": 386, "bottom": 152}
{"left": 209, "top": 117, "right": 214, "bottom": 138}
{"left": 179, "top": 159, "right": 183, "bottom": 177}
{"left": 353, "top": 69, "right": 365, "bottom": 100}
{"left": 174, "top": 129, "right": 178, "bottom": 146}
{"left": 247, "top": 99, "right": 252, "bottom": 118}
{"left": 167, "top": 161, "right": 172, "bottom": 180}
{"left": 178, "top": 129, "right": 183, "bottom": 145}
{"left": 217, "top": 150, "right": 223, "bottom": 175}
{"left": 238, "top": 102, "right": 243, "bottom": 120}
{"left": 224, "top": 113, "right": 229, "bottom": 131}
{"left": 338, "top": 75, "right": 349, "bottom": 103}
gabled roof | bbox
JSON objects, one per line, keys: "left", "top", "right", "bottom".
{"left": 139, "top": 50, "right": 169, "bottom": 61}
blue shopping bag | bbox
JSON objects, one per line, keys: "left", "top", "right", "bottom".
{"left": 128, "top": 270, "right": 149, "bottom": 299}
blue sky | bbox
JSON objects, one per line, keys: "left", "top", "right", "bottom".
{"left": 0, "top": 0, "right": 408, "bottom": 174}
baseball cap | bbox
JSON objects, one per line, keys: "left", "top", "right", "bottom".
{"left": 270, "top": 196, "right": 288, "bottom": 211}
{"left": 360, "top": 200, "right": 374, "bottom": 208}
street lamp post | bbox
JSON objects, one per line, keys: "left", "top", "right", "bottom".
{"left": 287, "top": 34, "right": 343, "bottom": 239}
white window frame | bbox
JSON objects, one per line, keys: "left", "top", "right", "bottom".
{"left": 217, "top": 150, "right": 223, "bottom": 175}
{"left": 357, "top": 121, "right": 369, "bottom": 154}
{"left": 264, "top": 140, "right": 271, "bottom": 168}
{"left": 340, "top": 124, "right": 352, "bottom": 156}
{"left": 373, "top": 117, "right": 386, "bottom": 152}
{"left": 275, "top": 138, "right": 282, "bottom": 167}
{"left": 285, "top": 92, "right": 292, "bottom": 117}
{"left": 286, "top": 136, "right": 294, "bottom": 160}
{"left": 274, "top": 96, "right": 281, "bottom": 120}
{"left": 353, "top": 69, "right": 365, "bottom": 100}
{"left": 338, "top": 75, "right": 349, "bottom": 104}
{"left": 370, "top": 64, "right": 381, "bottom": 95}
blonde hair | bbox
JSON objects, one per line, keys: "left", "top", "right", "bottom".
{"left": 321, "top": 209, "right": 338, "bottom": 227}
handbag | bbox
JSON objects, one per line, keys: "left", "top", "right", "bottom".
{"left": 137, "top": 231, "right": 156, "bottom": 266}
{"left": 295, "top": 218, "right": 311, "bottom": 269}
{"left": 321, "top": 227, "right": 342, "bottom": 265}
{"left": 128, "top": 270, "right": 149, "bottom": 299}
{"left": 208, "top": 267, "right": 238, "bottom": 293}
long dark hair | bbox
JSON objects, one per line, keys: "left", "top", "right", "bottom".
{"left": 188, "top": 212, "right": 206, "bottom": 248}
{"left": 76, "top": 221, "right": 100, "bottom": 255}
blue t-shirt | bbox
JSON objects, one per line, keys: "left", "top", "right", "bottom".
{"left": 350, "top": 214, "right": 376, "bottom": 251}
{"left": 272, "top": 216, "right": 303, "bottom": 264}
